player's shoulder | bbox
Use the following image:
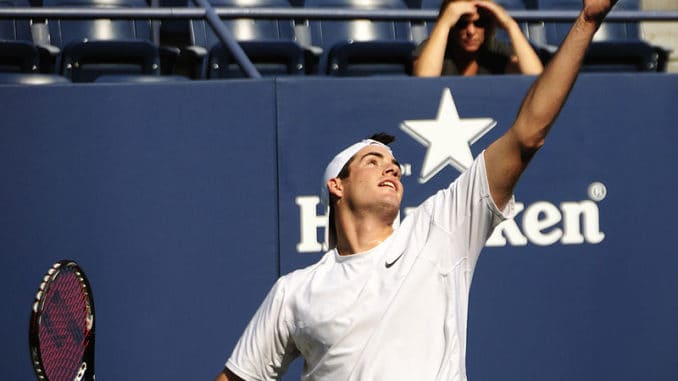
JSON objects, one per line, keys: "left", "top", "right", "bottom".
{"left": 277, "top": 250, "right": 335, "bottom": 290}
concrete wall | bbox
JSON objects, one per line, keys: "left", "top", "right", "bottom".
{"left": 641, "top": 0, "right": 678, "bottom": 72}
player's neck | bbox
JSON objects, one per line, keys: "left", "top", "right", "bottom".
{"left": 335, "top": 213, "right": 394, "bottom": 256}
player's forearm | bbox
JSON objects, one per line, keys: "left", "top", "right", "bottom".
{"left": 512, "top": 13, "right": 601, "bottom": 150}
{"left": 506, "top": 21, "right": 544, "bottom": 75}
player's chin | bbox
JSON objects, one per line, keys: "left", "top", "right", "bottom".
{"left": 377, "top": 198, "right": 401, "bottom": 216}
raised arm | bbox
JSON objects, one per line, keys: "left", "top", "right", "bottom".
{"left": 413, "top": 0, "right": 477, "bottom": 76}
{"left": 484, "top": 0, "right": 617, "bottom": 208}
{"left": 476, "top": 1, "right": 544, "bottom": 75}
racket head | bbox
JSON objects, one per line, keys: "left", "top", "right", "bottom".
{"left": 29, "top": 260, "right": 96, "bottom": 381}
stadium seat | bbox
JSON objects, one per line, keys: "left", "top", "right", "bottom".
{"left": 417, "top": 0, "right": 448, "bottom": 37}
{"left": 44, "top": 0, "right": 165, "bottom": 81}
{"left": 157, "top": 0, "right": 206, "bottom": 77}
{"left": 0, "top": 0, "right": 41, "bottom": 73}
{"left": 324, "top": 39, "right": 416, "bottom": 76}
{"left": 206, "top": 40, "right": 308, "bottom": 78}
{"left": 490, "top": 0, "right": 535, "bottom": 43}
{"left": 530, "top": 0, "right": 669, "bottom": 71}
{"left": 94, "top": 74, "right": 190, "bottom": 82}
{"left": 580, "top": 40, "right": 669, "bottom": 72}
{"left": 0, "top": 72, "right": 71, "bottom": 84}
{"left": 160, "top": 0, "right": 311, "bottom": 78}
{"left": 532, "top": 0, "right": 640, "bottom": 44}
{"left": 304, "top": 0, "right": 416, "bottom": 76}
{"left": 0, "top": 41, "right": 40, "bottom": 73}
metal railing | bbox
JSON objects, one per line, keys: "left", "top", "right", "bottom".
{"left": 1, "top": 8, "right": 677, "bottom": 20}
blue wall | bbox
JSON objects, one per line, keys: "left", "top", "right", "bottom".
{"left": 1, "top": 74, "right": 677, "bottom": 380}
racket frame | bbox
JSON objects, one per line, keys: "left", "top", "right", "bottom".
{"left": 29, "top": 260, "right": 96, "bottom": 381}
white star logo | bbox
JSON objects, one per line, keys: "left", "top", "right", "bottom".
{"left": 400, "top": 88, "right": 497, "bottom": 184}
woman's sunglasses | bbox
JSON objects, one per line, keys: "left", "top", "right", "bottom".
{"left": 455, "top": 17, "right": 491, "bottom": 29}
{"left": 455, "top": 13, "right": 493, "bottom": 30}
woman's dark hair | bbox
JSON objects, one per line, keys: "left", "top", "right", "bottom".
{"left": 439, "top": 0, "right": 498, "bottom": 44}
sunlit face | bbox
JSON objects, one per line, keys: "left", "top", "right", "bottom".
{"left": 452, "top": 11, "right": 488, "bottom": 53}
{"left": 334, "top": 145, "right": 403, "bottom": 218}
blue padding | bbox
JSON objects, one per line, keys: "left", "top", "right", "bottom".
{"left": 1, "top": 75, "right": 677, "bottom": 380}
{"left": 0, "top": 79, "right": 280, "bottom": 380}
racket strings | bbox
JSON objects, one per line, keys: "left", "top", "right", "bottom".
{"left": 38, "top": 269, "right": 92, "bottom": 381}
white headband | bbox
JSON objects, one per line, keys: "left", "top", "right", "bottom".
{"left": 320, "top": 139, "right": 392, "bottom": 207}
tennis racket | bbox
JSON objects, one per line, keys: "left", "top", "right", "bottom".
{"left": 29, "top": 260, "right": 96, "bottom": 381}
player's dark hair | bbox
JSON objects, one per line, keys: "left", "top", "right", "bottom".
{"left": 337, "top": 132, "right": 395, "bottom": 179}
{"left": 368, "top": 132, "right": 396, "bottom": 146}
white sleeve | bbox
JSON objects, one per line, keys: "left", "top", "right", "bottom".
{"left": 418, "top": 151, "right": 515, "bottom": 267}
{"left": 226, "top": 277, "right": 299, "bottom": 381}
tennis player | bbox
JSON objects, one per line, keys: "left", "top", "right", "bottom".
{"left": 216, "top": 0, "right": 618, "bottom": 379}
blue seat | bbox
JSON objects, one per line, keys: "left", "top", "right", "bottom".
{"left": 0, "top": 0, "right": 40, "bottom": 73}
{"left": 94, "top": 74, "right": 190, "bottom": 82}
{"left": 579, "top": 40, "right": 668, "bottom": 72}
{"left": 304, "top": 0, "right": 415, "bottom": 76}
{"left": 417, "top": 0, "right": 448, "bottom": 36}
{"left": 535, "top": 0, "right": 640, "bottom": 45}
{"left": 204, "top": 0, "right": 309, "bottom": 78}
{"left": 491, "top": 0, "right": 534, "bottom": 43}
{"left": 161, "top": 0, "right": 310, "bottom": 78}
{"left": 207, "top": 40, "right": 308, "bottom": 78}
{"left": 532, "top": 0, "right": 668, "bottom": 71}
{"left": 0, "top": 41, "right": 40, "bottom": 73}
{"left": 45, "top": 0, "right": 163, "bottom": 81}
{"left": 0, "top": 72, "right": 71, "bottom": 84}
{"left": 157, "top": 0, "right": 206, "bottom": 77}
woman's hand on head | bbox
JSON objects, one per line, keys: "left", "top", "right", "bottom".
{"left": 473, "top": 1, "right": 515, "bottom": 30}
{"left": 439, "top": 0, "right": 480, "bottom": 29}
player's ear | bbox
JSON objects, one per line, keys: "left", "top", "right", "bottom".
{"left": 328, "top": 178, "right": 343, "bottom": 199}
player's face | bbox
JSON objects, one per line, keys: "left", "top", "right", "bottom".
{"left": 340, "top": 145, "right": 403, "bottom": 217}
{"left": 453, "top": 11, "right": 487, "bottom": 53}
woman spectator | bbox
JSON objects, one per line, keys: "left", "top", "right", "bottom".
{"left": 413, "top": 0, "right": 543, "bottom": 76}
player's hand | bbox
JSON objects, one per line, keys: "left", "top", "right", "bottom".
{"left": 582, "top": 0, "right": 619, "bottom": 24}
{"left": 474, "top": 1, "right": 514, "bottom": 30}
{"left": 439, "top": 0, "right": 479, "bottom": 29}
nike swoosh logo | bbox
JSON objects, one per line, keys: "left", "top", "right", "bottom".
{"left": 385, "top": 252, "right": 404, "bottom": 268}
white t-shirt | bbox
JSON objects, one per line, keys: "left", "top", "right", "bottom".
{"left": 226, "top": 153, "right": 514, "bottom": 381}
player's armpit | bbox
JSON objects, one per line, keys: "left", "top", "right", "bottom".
{"left": 215, "top": 367, "right": 246, "bottom": 381}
